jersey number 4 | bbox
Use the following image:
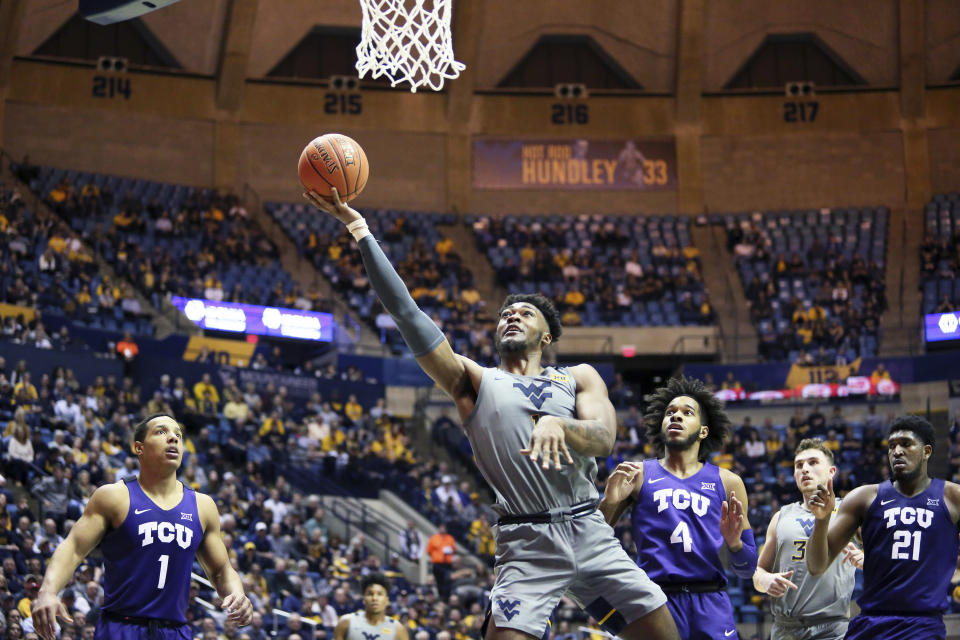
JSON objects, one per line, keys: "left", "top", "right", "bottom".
{"left": 670, "top": 522, "right": 693, "bottom": 552}
{"left": 891, "top": 531, "right": 921, "bottom": 561}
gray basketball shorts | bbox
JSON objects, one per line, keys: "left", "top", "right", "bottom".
{"left": 490, "top": 510, "right": 667, "bottom": 638}
{"left": 771, "top": 618, "right": 849, "bottom": 640}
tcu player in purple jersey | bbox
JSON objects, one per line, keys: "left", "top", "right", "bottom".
{"left": 600, "top": 376, "right": 757, "bottom": 639}
{"left": 34, "top": 413, "right": 253, "bottom": 640}
{"left": 807, "top": 416, "right": 960, "bottom": 640}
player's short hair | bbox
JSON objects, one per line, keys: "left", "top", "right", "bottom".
{"left": 133, "top": 412, "right": 179, "bottom": 444}
{"left": 361, "top": 573, "right": 390, "bottom": 595}
{"left": 498, "top": 294, "right": 562, "bottom": 341}
{"left": 888, "top": 415, "right": 936, "bottom": 453}
{"left": 644, "top": 375, "right": 730, "bottom": 462}
{"left": 795, "top": 438, "right": 834, "bottom": 464}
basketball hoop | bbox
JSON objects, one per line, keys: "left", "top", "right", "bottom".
{"left": 355, "top": 0, "right": 465, "bottom": 93}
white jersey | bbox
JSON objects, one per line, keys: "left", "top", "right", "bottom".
{"left": 770, "top": 501, "right": 856, "bottom": 621}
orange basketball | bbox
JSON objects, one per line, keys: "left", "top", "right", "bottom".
{"left": 298, "top": 133, "right": 370, "bottom": 203}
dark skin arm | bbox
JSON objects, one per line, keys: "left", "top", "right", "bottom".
{"left": 599, "top": 461, "right": 644, "bottom": 525}
{"left": 521, "top": 364, "right": 617, "bottom": 468}
{"left": 806, "top": 479, "right": 874, "bottom": 575}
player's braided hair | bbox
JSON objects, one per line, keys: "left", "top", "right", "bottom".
{"left": 499, "top": 293, "right": 562, "bottom": 341}
{"left": 644, "top": 375, "right": 731, "bottom": 462}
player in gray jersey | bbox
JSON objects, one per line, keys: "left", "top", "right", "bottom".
{"left": 306, "top": 190, "right": 679, "bottom": 640}
{"left": 335, "top": 574, "right": 407, "bottom": 640}
{"left": 753, "top": 439, "right": 862, "bottom": 640}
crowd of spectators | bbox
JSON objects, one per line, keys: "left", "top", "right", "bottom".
{"left": 726, "top": 212, "right": 886, "bottom": 364}
{"left": 471, "top": 215, "right": 714, "bottom": 328}
{"left": 920, "top": 192, "right": 960, "bottom": 314}
{"left": 0, "top": 181, "right": 149, "bottom": 339}
{"left": 0, "top": 324, "right": 936, "bottom": 638}
{"left": 14, "top": 164, "right": 332, "bottom": 320}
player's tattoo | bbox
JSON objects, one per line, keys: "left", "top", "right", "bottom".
{"left": 560, "top": 418, "right": 614, "bottom": 454}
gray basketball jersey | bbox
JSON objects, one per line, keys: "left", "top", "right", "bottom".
{"left": 345, "top": 612, "right": 401, "bottom": 640}
{"left": 462, "top": 366, "right": 599, "bottom": 515}
{"left": 770, "top": 501, "right": 856, "bottom": 621}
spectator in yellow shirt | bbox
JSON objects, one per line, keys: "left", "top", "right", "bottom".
{"left": 344, "top": 395, "right": 364, "bottom": 424}
{"left": 259, "top": 411, "right": 285, "bottom": 437}
{"left": 193, "top": 373, "right": 220, "bottom": 404}
{"left": 435, "top": 235, "right": 454, "bottom": 256}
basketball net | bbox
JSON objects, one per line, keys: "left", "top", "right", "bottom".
{"left": 355, "top": 0, "right": 465, "bottom": 93}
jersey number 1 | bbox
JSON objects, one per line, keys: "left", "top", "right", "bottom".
{"left": 670, "top": 521, "right": 693, "bottom": 552}
{"left": 157, "top": 554, "right": 169, "bottom": 589}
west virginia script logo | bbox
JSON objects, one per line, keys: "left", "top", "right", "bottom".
{"left": 797, "top": 517, "right": 815, "bottom": 537}
{"left": 497, "top": 598, "right": 521, "bottom": 621}
{"left": 361, "top": 633, "right": 380, "bottom": 640}
{"left": 513, "top": 381, "right": 552, "bottom": 410}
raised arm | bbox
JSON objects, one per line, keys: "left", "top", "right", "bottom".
{"left": 599, "top": 461, "right": 643, "bottom": 526}
{"left": 196, "top": 493, "right": 253, "bottom": 626}
{"left": 34, "top": 483, "right": 120, "bottom": 640}
{"left": 305, "top": 190, "right": 479, "bottom": 401}
{"left": 720, "top": 469, "right": 757, "bottom": 578}
{"left": 807, "top": 480, "right": 871, "bottom": 575}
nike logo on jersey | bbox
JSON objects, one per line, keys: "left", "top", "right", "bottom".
{"left": 647, "top": 477, "right": 666, "bottom": 484}
{"left": 134, "top": 508, "right": 151, "bottom": 514}
{"left": 724, "top": 630, "right": 736, "bottom": 637}
{"left": 880, "top": 499, "right": 895, "bottom": 505}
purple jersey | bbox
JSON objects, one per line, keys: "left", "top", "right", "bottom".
{"left": 631, "top": 459, "right": 727, "bottom": 584}
{"left": 857, "top": 478, "right": 959, "bottom": 615}
{"left": 101, "top": 480, "right": 203, "bottom": 623}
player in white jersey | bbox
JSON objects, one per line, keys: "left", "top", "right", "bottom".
{"left": 335, "top": 574, "right": 407, "bottom": 640}
{"left": 753, "top": 438, "right": 862, "bottom": 640}
{"left": 305, "top": 189, "right": 679, "bottom": 640}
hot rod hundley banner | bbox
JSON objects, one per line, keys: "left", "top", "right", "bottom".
{"left": 472, "top": 137, "right": 677, "bottom": 190}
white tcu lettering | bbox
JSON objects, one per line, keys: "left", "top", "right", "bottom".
{"left": 157, "top": 522, "right": 175, "bottom": 543}
{"left": 883, "top": 507, "right": 933, "bottom": 529}
{"left": 138, "top": 521, "right": 194, "bottom": 549}
{"left": 652, "top": 488, "right": 710, "bottom": 517}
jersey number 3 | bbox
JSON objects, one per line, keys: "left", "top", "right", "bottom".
{"left": 670, "top": 521, "right": 693, "bottom": 552}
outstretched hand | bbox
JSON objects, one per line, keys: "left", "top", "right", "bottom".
{"left": 719, "top": 494, "right": 745, "bottom": 548}
{"left": 603, "top": 461, "right": 643, "bottom": 504}
{"left": 808, "top": 477, "right": 836, "bottom": 521}
{"left": 221, "top": 591, "right": 254, "bottom": 626}
{"left": 841, "top": 542, "right": 864, "bottom": 569}
{"left": 520, "top": 415, "right": 573, "bottom": 470}
{"left": 759, "top": 569, "right": 798, "bottom": 598}
{"left": 33, "top": 590, "right": 70, "bottom": 640}
{"left": 303, "top": 188, "right": 362, "bottom": 226}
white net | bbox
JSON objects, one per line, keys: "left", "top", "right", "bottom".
{"left": 355, "top": 0, "right": 466, "bottom": 93}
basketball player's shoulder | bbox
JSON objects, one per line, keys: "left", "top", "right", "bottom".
{"left": 89, "top": 480, "right": 129, "bottom": 508}
{"left": 842, "top": 483, "right": 880, "bottom": 513}
{"left": 566, "top": 363, "right": 604, "bottom": 388}
{"left": 193, "top": 490, "right": 219, "bottom": 529}
{"left": 940, "top": 480, "right": 960, "bottom": 517}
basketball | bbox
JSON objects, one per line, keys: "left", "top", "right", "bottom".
{"left": 298, "top": 133, "right": 370, "bottom": 203}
